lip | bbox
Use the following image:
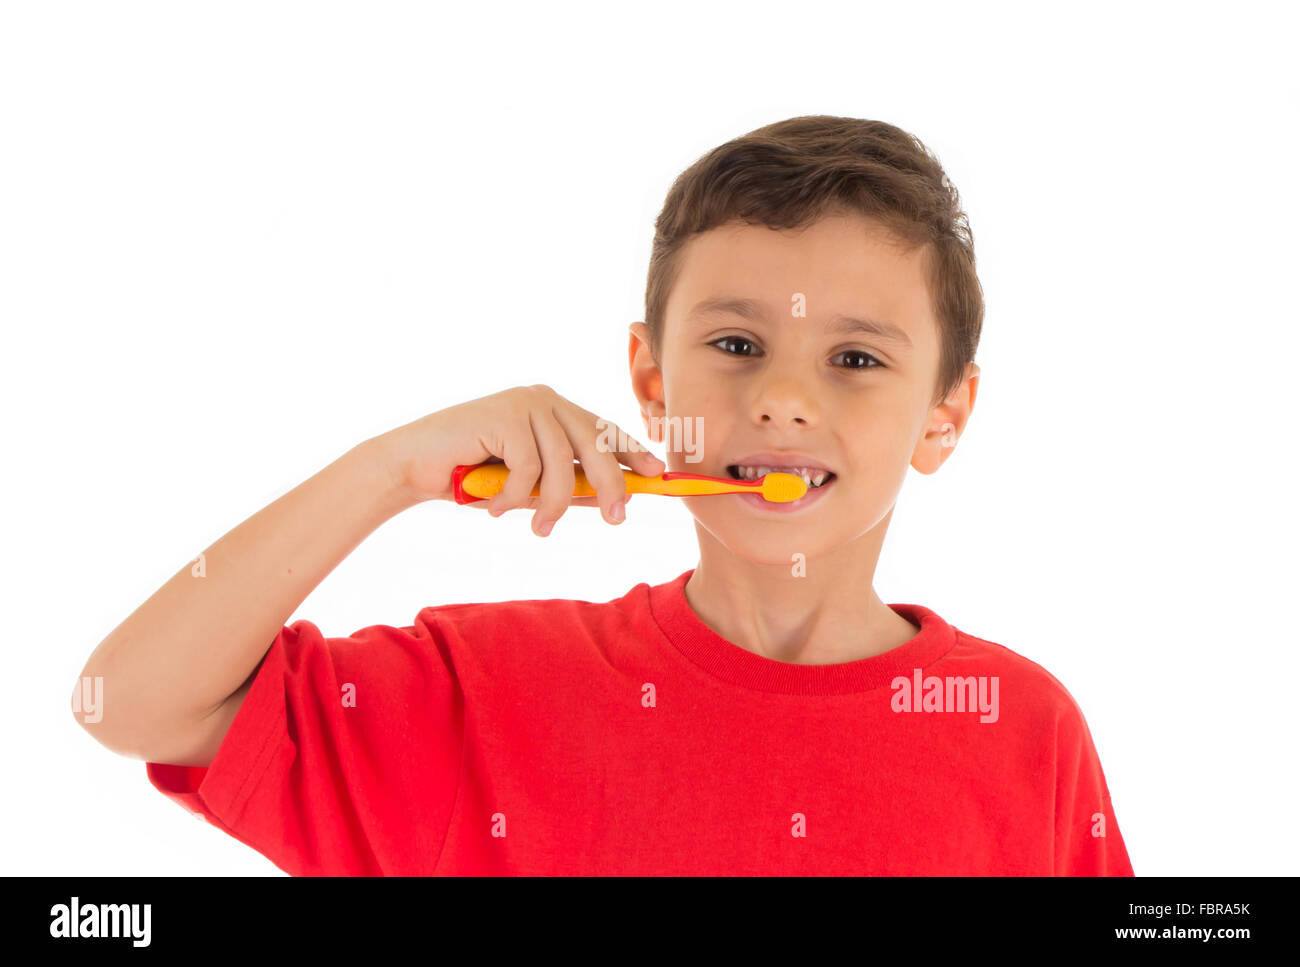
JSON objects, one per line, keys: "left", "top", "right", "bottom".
{"left": 730, "top": 470, "right": 837, "bottom": 514}
{"left": 715, "top": 456, "right": 838, "bottom": 514}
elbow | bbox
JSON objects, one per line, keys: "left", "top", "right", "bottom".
{"left": 69, "top": 669, "right": 118, "bottom": 753}
{"left": 69, "top": 668, "right": 139, "bottom": 757}
{"left": 69, "top": 670, "right": 104, "bottom": 729}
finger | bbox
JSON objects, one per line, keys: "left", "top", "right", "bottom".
{"left": 566, "top": 406, "right": 665, "bottom": 497}
{"left": 553, "top": 408, "right": 631, "bottom": 524}
{"left": 564, "top": 398, "right": 657, "bottom": 473}
{"left": 484, "top": 420, "right": 543, "bottom": 517}
{"left": 620, "top": 434, "right": 667, "bottom": 478}
{"left": 528, "top": 406, "right": 576, "bottom": 536}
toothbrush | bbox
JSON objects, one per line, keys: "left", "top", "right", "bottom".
{"left": 450, "top": 463, "right": 809, "bottom": 504}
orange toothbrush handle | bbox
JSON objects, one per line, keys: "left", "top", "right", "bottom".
{"left": 450, "top": 462, "right": 767, "bottom": 503}
{"left": 452, "top": 462, "right": 601, "bottom": 504}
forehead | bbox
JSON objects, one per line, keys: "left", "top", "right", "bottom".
{"left": 665, "top": 213, "right": 934, "bottom": 342}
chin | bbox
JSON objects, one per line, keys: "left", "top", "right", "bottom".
{"left": 693, "top": 517, "right": 842, "bottom": 564}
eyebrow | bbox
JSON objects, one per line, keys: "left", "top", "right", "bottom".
{"left": 686, "top": 296, "right": 913, "bottom": 351}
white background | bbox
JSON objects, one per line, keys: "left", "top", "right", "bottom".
{"left": 2, "top": 0, "right": 1296, "bottom": 875}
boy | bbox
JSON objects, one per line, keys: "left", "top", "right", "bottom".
{"left": 74, "top": 115, "right": 1133, "bottom": 875}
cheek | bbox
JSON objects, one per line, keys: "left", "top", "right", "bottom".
{"left": 843, "top": 398, "right": 918, "bottom": 454}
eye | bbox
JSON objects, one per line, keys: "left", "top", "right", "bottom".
{"left": 708, "top": 335, "right": 760, "bottom": 356}
{"left": 708, "top": 336, "right": 884, "bottom": 371}
{"left": 832, "top": 349, "right": 884, "bottom": 370}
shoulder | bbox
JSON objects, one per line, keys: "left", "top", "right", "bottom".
{"left": 942, "top": 624, "right": 1092, "bottom": 732}
{"left": 412, "top": 583, "right": 649, "bottom": 651}
{"left": 416, "top": 584, "right": 642, "bottom": 626}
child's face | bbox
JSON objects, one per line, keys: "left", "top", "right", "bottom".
{"left": 630, "top": 211, "right": 972, "bottom": 564}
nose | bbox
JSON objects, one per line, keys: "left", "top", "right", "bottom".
{"left": 749, "top": 372, "right": 820, "bottom": 427}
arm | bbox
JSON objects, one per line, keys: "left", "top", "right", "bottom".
{"left": 72, "top": 433, "right": 419, "bottom": 766}
{"left": 75, "top": 384, "right": 664, "bottom": 769}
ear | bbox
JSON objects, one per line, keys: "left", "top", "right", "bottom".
{"left": 911, "top": 362, "right": 979, "bottom": 474}
{"left": 628, "top": 322, "right": 667, "bottom": 441}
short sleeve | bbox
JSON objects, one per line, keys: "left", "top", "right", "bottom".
{"left": 145, "top": 613, "right": 464, "bottom": 875}
{"left": 1052, "top": 699, "right": 1134, "bottom": 876}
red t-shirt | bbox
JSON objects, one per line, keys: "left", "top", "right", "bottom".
{"left": 146, "top": 568, "right": 1134, "bottom": 875}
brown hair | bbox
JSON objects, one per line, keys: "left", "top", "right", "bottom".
{"left": 643, "top": 116, "right": 984, "bottom": 408}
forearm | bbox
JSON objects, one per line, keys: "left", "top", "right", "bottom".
{"left": 75, "top": 434, "right": 417, "bottom": 751}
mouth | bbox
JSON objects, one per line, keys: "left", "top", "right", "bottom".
{"left": 726, "top": 464, "right": 838, "bottom": 491}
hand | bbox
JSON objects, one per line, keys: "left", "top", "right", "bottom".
{"left": 375, "top": 384, "right": 666, "bottom": 535}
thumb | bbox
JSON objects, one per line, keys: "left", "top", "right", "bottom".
{"left": 630, "top": 449, "right": 666, "bottom": 477}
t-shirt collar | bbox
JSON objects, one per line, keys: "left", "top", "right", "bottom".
{"left": 646, "top": 568, "right": 957, "bottom": 696}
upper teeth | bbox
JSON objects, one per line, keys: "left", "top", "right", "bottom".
{"left": 734, "top": 465, "right": 830, "bottom": 487}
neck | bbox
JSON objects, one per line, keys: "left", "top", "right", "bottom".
{"left": 685, "top": 522, "right": 919, "bottom": 665}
